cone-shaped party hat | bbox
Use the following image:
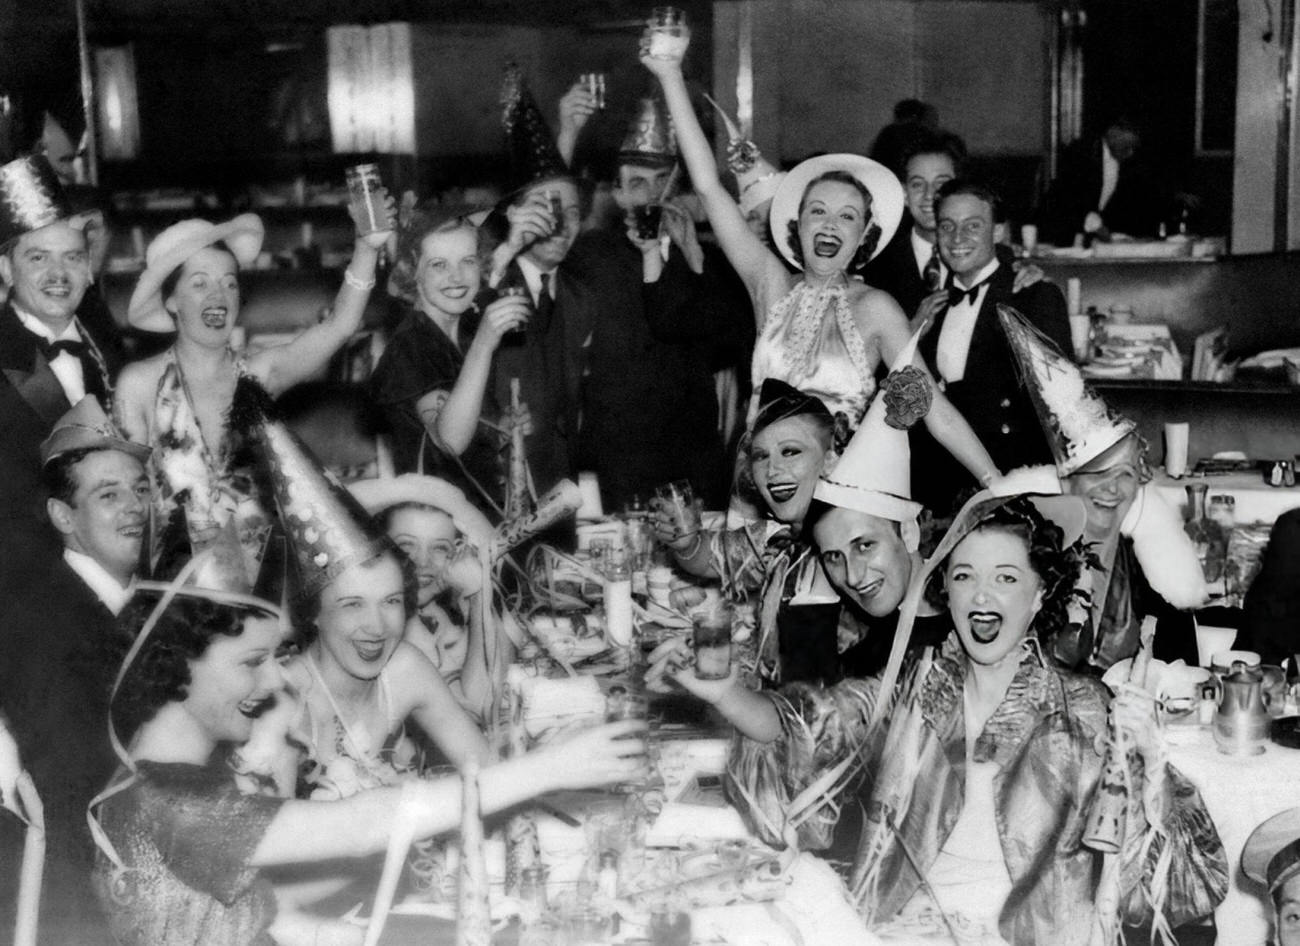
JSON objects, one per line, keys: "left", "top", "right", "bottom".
{"left": 703, "top": 94, "right": 783, "bottom": 215}
{"left": 40, "top": 395, "right": 150, "bottom": 466}
{"left": 232, "top": 376, "right": 388, "bottom": 605}
{"left": 0, "top": 154, "right": 73, "bottom": 248}
{"left": 997, "top": 304, "right": 1136, "bottom": 476}
{"left": 814, "top": 328, "right": 930, "bottom": 522}
{"left": 619, "top": 94, "right": 677, "bottom": 169}
{"left": 501, "top": 62, "right": 570, "bottom": 192}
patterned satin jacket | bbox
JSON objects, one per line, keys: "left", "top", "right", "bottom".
{"left": 727, "top": 638, "right": 1228, "bottom": 946}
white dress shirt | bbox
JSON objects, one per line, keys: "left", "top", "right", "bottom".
{"left": 936, "top": 258, "right": 1000, "bottom": 384}
{"left": 63, "top": 547, "right": 134, "bottom": 616}
{"left": 15, "top": 308, "right": 86, "bottom": 404}
{"left": 515, "top": 255, "right": 556, "bottom": 307}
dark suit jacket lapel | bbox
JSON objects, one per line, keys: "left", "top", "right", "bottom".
{"left": 0, "top": 303, "right": 72, "bottom": 427}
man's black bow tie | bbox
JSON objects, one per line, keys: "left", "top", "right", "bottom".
{"left": 947, "top": 280, "right": 990, "bottom": 308}
{"left": 38, "top": 337, "right": 88, "bottom": 360}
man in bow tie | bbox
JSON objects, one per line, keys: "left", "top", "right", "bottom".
{"left": 0, "top": 154, "right": 124, "bottom": 601}
{"left": 911, "top": 179, "right": 1071, "bottom": 515}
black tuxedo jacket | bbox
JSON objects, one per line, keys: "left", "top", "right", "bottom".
{"left": 863, "top": 214, "right": 932, "bottom": 319}
{"left": 912, "top": 263, "right": 1072, "bottom": 514}
{"left": 0, "top": 556, "right": 118, "bottom": 940}
{"left": 0, "top": 300, "right": 122, "bottom": 597}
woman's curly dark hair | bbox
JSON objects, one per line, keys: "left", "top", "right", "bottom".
{"left": 928, "top": 496, "right": 1085, "bottom": 643}
{"left": 291, "top": 545, "right": 420, "bottom": 647}
{"left": 732, "top": 411, "right": 836, "bottom": 515}
{"left": 784, "top": 170, "right": 883, "bottom": 274}
{"left": 107, "top": 591, "right": 277, "bottom": 741}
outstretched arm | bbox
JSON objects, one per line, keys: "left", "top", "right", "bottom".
{"left": 251, "top": 719, "right": 648, "bottom": 867}
{"left": 641, "top": 48, "right": 784, "bottom": 311}
{"left": 252, "top": 194, "right": 395, "bottom": 396}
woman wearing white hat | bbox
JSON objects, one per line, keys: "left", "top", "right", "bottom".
{"left": 113, "top": 197, "right": 393, "bottom": 566}
{"left": 640, "top": 39, "right": 996, "bottom": 491}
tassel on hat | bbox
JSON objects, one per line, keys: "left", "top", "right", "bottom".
{"left": 232, "top": 376, "right": 388, "bottom": 605}
{"left": 1119, "top": 480, "right": 1209, "bottom": 610}
{"left": 618, "top": 94, "right": 677, "bottom": 169}
{"left": 997, "top": 303, "right": 1136, "bottom": 477}
{"left": 703, "top": 94, "right": 783, "bottom": 215}
{"left": 0, "top": 154, "right": 73, "bottom": 248}
{"left": 814, "top": 329, "right": 929, "bottom": 526}
{"left": 500, "top": 62, "right": 570, "bottom": 192}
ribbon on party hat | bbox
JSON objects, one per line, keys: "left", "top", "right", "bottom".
{"left": 997, "top": 304, "right": 1136, "bottom": 477}
{"left": 814, "top": 328, "right": 929, "bottom": 531}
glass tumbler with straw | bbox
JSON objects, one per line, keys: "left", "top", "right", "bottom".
{"left": 654, "top": 479, "right": 702, "bottom": 543}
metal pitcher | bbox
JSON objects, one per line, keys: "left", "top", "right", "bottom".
{"left": 1213, "top": 660, "right": 1270, "bottom": 755}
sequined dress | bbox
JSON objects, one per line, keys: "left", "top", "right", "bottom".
{"left": 92, "top": 761, "right": 285, "bottom": 946}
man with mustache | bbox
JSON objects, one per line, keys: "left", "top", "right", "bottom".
{"left": 0, "top": 155, "right": 124, "bottom": 602}
{"left": 0, "top": 397, "right": 149, "bottom": 945}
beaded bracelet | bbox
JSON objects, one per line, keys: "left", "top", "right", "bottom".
{"left": 343, "top": 268, "right": 376, "bottom": 291}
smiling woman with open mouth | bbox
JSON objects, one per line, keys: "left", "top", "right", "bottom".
{"left": 641, "top": 38, "right": 1001, "bottom": 500}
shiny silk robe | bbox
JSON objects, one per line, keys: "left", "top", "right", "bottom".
{"left": 727, "top": 639, "right": 1227, "bottom": 945}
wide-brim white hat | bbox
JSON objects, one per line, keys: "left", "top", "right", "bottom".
{"left": 127, "top": 214, "right": 265, "bottom": 333}
{"left": 348, "top": 474, "right": 494, "bottom": 549}
{"left": 769, "top": 153, "right": 904, "bottom": 271}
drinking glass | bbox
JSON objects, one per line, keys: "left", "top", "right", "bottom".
{"left": 646, "top": 6, "right": 691, "bottom": 59}
{"left": 345, "top": 164, "right": 389, "bottom": 235}
{"left": 632, "top": 204, "right": 664, "bottom": 241}
{"left": 654, "top": 480, "right": 701, "bottom": 538}
{"left": 693, "top": 612, "right": 732, "bottom": 681}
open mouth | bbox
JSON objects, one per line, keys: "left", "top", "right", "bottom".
{"left": 766, "top": 483, "right": 798, "bottom": 504}
{"left": 201, "top": 306, "right": 228, "bottom": 329}
{"left": 968, "top": 611, "right": 1003, "bottom": 644}
{"left": 238, "top": 696, "right": 273, "bottom": 718}
{"left": 353, "top": 639, "right": 387, "bottom": 663}
{"left": 812, "top": 235, "right": 842, "bottom": 258}
{"left": 41, "top": 283, "right": 71, "bottom": 298}
{"left": 442, "top": 286, "right": 470, "bottom": 300}
{"left": 119, "top": 523, "right": 145, "bottom": 539}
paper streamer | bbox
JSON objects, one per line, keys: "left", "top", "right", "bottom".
{"left": 456, "top": 760, "right": 492, "bottom": 946}
{"left": 492, "top": 479, "right": 583, "bottom": 560}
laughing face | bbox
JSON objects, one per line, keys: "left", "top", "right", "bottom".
{"left": 416, "top": 225, "right": 481, "bottom": 319}
{"left": 945, "top": 527, "right": 1044, "bottom": 668}
{"left": 813, "top": 507, "right": 913, "bottom": 618}
{"left": 386, "top": 505, "right": 458, "bottom": 608}
{"left": 797, "top": 178, "right": 868, "bottom": 277}
{"left": 749, "top": 415, "right": 832, "bottom": 525}
{"left": 936, "top": 192, "right": 997, "bottom": 281}
{"left": 48, "top": 448, "right": 149, "bottom": 585}
{"left": 1064, "top": 436, "right": 1142, "bottom": 541}
{"left": 181, "top": 612, "right": 286, "bottom": 747}
{"left": 313, "top": 553, "right": 408, "bottom": 682}
{"left": 0, "top": 221, "right": 92, "bottom": 331}
{"left": 166, "top": 245, "right": 240, "bottom": 348}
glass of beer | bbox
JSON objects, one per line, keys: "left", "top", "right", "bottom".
{"left": 692, "top": 608, "right": 732, "bottom": 681}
